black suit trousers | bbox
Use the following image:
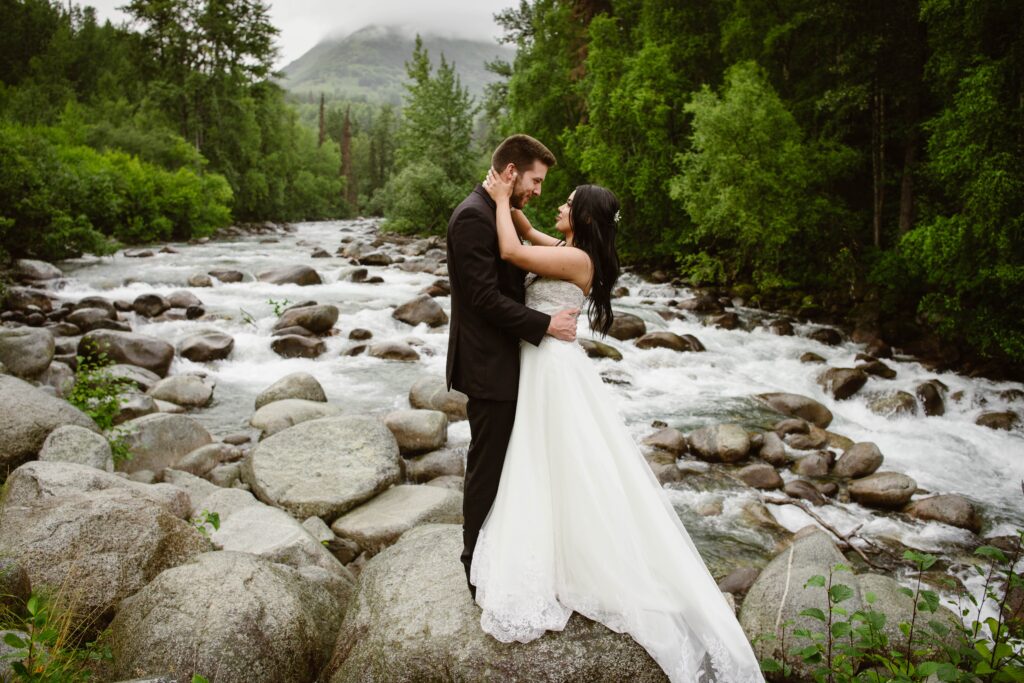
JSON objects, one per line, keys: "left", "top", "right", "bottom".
{"left": 461, "top": 396, "right": 518, "bottom": 593}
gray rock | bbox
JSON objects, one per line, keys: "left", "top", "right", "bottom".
{"left": 817, "top": 367, "right": 868, "bottom": 400}
{"left": 173, "top": 442, "right": 236, "bottom": 477}
{"left": 3, "top": 286, "right": 54, "bottom": 312}
{"left": 408, "top": 375, "right": 468, "bottom": 421}
{"left": 132, "top": 293, "right": 170, "bottom": 318}
{"left": 250, "top": 398, "right": 343, "bottom": 438}
{"left": 39, "top": 424, "right": 113, "bottom": 471}
{"left": 208, "top": 461, "right": 242, "bottom": 488}
{"left": 257, "top": 265, "right": 322, "bottom": 286}
{"left": 187, "top": 273, "right": 213, "bottom": 287}
{"left": 178, "top": 331, "right": 234, "bottom": 362}
{"left": 800, "top": 351, "right": 826, "bottom": 363}
{"left": 848, "top": 472, "right": 918, "bottom": 509}
{"left": 904, "top": 494, "right": 982, "bottom": 533}
{"left": 330, "top": 485, "right": 463, "bottom": 556}
{"left": 109, "top": 552, "right": 347, "bottom": 683}
{"left": 735, "top": 463, "right": 783, "bottom": 489}
{"left": 147, "top": 374, "right": 215, "bottom": 407}
{"left": 784, "top": 425, "right": 829, "bottom": 450}
{"left": 579, "top": 338, "right": 623, "bottom": 361}
{"left": 118, "top": 413, "right": 214, "bottom": 474}
{"left": 976, "top": 411, "right": 1019, "bottom": 430}
{"left": 404, "top": 447, "right": 466, "bottom": 483}
{"left": 867, "top": 390, "right": 918, "bottom": 417}
{"left": 642, "top": 427, "right": 688, "bottom": 456}
{"left": 0, "top": 559, "right": 31, "bottom": 614}
{"left": 0, "top": 375, "right": 99, "bottom": 477}
{"left": 274, "top": 304, "right": 339, "bottom": 334}
{"left": 634, "top": 331, "right": 704, "bottom": 352}
{"left": 255, "top": 372, "right": 327, "bottom": 410}
{"left": 302, "top": 516, "right": 335, "bottom": 544}
{"left": 607, "top": 312, "right": 646, "bottom": 341}
{"left": 392, "top": 295, "right": 449, "bottom": 328}
{"left": 241, "top": 415, "right": 402, "bottom": 522}
{"left": 208, "top": 269, "right": 244, "bottom": 283}
{"left": 107, "top": 363, "right": 162, "bottom": 391}
{"left": 367, "top": 341, "right": 420, "bottom": 361}
{"left": 756, "top": 392, "right": 833, "bottom": 428}
{"left": 644, "top": 449, "right": 682, "bottom": 484}
{"left": 36, "top": 360, "right": 74, "bottom": 397}
{"left": 166, "top": 290, "right": 202, "bottom": 309}
{"left": 14, "top": 259, "right": 62, "bottom": 281}
{"left": 784, "top": 479, "right": 827, "bottom": 506}
{"left": 717, "top": 567, "right": 760, "bottom": 595}
{"left": 324, "top": 524, "right": 667, "bottom": 683}
{"left": 0, "top": 327, "right": 54, "bottom": 379}
{"left": 271, "top": 335, "right": 325, "bottom": 359}
{"left": 791, "top": 451, "right": 832, "bottom": 477}
{"left": 758, "top": 432, "right": 790, "bottom": 466}
{"left": 687, "top": 423, "right": 751, "bottom": 463}
{"left": 114, "top": 392, "right": 159, "bottom": 425}
{"left": 79, "top": 330, "right": 174, "bottom": 377}
{"left": 833, "top": 442, "right": 883, "bottom": 479}
{"left": 384, "top": 409, "right": 448, "bottom": 454}
{"left": 66, "top": 306, "right": 115, "bottom": 332}
{"left": 425, "top": 475, "right": 464, "bottom": 491}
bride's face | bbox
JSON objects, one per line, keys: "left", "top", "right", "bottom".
{"left": 555, "top": 190, "right": 575, "bottom": 235}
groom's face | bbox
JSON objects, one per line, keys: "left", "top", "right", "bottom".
{"left": 510, "top": 160, "right": 549, "bottom": 210}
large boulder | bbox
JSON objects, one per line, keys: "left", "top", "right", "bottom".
{"left": 0, "top": 462, "right": 206, "bottom": 636}
{"left": 641, "top": 427, "right": 688, "bottom": 456}
{"left": 634, "top": 331, "right": 703, "bottom": 353}
{"left": 384, "top": 409, "right": 448, "bottom": 454}
{"left": 832, "top": 442, "right": 883, "bottom": 479}
{"left": 39, "top": 424, "right": 113, "bottom": 472}
{"left": 132, "top": 293, "right": 170, "bottom": 318}
{"left": 108, "top": 552, "right": 347, "bottom": 683}
{"left": 66, "top": 306, "right": 116, "bottom": 333}
{"left": 107, "top": 364, "right": 162, "bottom": 392}
{"left": 403, "top": 447, "right": 466, "bottom": 483}
{"left": 408, "top": 375, "right": 468, "bottom": 421}
{"left": 867, "top": 390, "right": 918, "bottom": 417}
{"left": 13, "top": 259, "right": 62, "bottom": 282}
{"left": 0, "top": 375, "right": 99, "bottom": 478}
{"left": 687, "top": 423, "right": 751, "bottom": 463}
{"left": 118, "top": 413, "right": 214, "bottom": 474}
{"left": 323, "top": 524, "right": 667, "bottom": 682}
{"left": 607, "top": 312, "right": 646, "bottom": 341}
{"left": 739, "top": 530, "right": 958, "bottom": 681}
{"left": 241, "top": 415, "right": 402, "bottom": 522}
{"left": 274, "top": 304, "right": 339, "bottom": 334}
{"left": 392, "top": 295, "right": 449, "bottom": 328}
{"left": 147, "top": 374, "right": 215, "bottom": 408}
{"left": 166, "top": 290, "right": 202, "bottom": 309}
{"left": 817, "top": 367, "right": 868, "bottom": 400}
{"left": 79, "top": 330, "right": 175, "bottom": 377}
{"left": 848, "top": 472, "right": 918, "bottom": 509}
{"left": 3, "top": 286, "right": 54, "bottom": 312}
{"left": 330, "top": 485, "right": 463, "bottom": 556}
{"left": 904, "top": 494, "right": 982, "bottom": 533}
{"left": 178, "top": 331, "right": 234, "bottom": 362}
{"left": 257, "top": 265, "right": 322, "bottom": 286}
{"left": 255, "top": 372, "right": 327, "bottom": 410}
{"left": 0, "top": 327, "right": 55, "bottom": 378}
{"left": 755, "top": 392, "right": 833, "bottom": 428}
{"left": 250, "top": 398, "right": 344, "bottom": 439}
{"left": 367, "top": 341, "right": 420, "bottom": 362}
{"left": 271, "top": 335, "right": 325, "bottom": 359}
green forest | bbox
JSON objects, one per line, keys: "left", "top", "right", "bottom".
{"left": 1, "top": 0, "right": 1022, "bottom": 372}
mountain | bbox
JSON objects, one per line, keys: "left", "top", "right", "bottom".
{"left": 279, "top": 25, "right": 514, "bottom": 105}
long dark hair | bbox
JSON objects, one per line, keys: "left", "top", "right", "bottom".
{"left": 568, "top": 184, "right": 620, "bottom": 336}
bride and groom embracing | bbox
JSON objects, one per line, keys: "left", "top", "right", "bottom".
{"left": 445, "top": 134, "right": 766, "bottom": 683}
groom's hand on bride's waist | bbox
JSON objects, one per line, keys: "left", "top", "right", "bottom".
{"left": 546, "top": 308, "right": 579, "bottom": 341}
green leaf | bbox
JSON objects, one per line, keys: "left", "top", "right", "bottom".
{"left": 2, "top": 632, "right": 26, "bottom": 649}
{"left": 829, "top": 583, "right": 855, "bottom": 604}
{"left": 918, "top": 590, "right": 940, "bottom": 613}
{"left": 800, "top": 607, "right": 827, "bottom": 622}
{"left": 975, "top": 545, "right": 1008, "bottom": 563}
{"left": 805, "top": 574, "right": 826, "bottom": 588}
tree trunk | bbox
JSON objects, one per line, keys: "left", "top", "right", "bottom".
{"left": 318, "top": 93, "right": 326, "bottom": 147}
{"left": 341, "top": 106, "right": 355, "bottom": 207}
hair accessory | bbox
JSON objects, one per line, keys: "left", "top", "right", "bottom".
{"left": 614, "top": 209, "right": 621, "bottom": 224}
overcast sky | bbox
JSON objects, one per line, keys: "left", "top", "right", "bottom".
{"left": 84, "top": 0, "right": 514, "bottom": 68}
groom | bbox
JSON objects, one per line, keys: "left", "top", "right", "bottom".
{"left": 446, "top": 134, "right": 579, "bottom": 599}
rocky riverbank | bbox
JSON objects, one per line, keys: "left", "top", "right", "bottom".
{"left": 0, "top": 218, "right": 1021, "bottom": 681}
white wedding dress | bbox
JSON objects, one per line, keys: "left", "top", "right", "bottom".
{"left": 470, "top": 275, "right": 766, "bottom": 683}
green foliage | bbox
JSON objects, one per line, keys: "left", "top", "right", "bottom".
{"left": 66, "top": 345, "right": 134, "bottom": 464}
{"left": 267, "top": 298, "right": 291, "bottom": 317}
{"left": 380, "top": 161, "right": 467, "bottom": 235}
{"left": 672, "top": 61, "right": 856, "bottom": 291}
{"left": 191, "top": 510, "right": 221, "bottom": 538}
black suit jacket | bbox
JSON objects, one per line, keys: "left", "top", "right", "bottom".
{"left": 446, "top": 185, "right": 550, "bottom": 401}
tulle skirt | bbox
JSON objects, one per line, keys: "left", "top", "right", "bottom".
{"left": 470, "top": 337, "right": 766, "bottom": 683}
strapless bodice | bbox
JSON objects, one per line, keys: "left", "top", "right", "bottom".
{"left": 524, "top": 274, "right": 586, "bottom": 316}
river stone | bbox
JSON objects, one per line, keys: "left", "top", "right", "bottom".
{"left": 384, "top": 409, "right": 448, "bottom": 454}
{"left": 0, "top": 471, "right": 205, "bottom": 637}
{"left": 800, "top": 351, "right": 826, "bottom": 363}
{"left": 735, "top": 463, "right": 783, "bottom": 490}
{"left": 607, "top": 312, "right": 647, "bottom": 341}
{"left": 271, "top": 335, "right": 326, "bottom": 359}
{"left": 392, "top": 295, "right": 449, "bottom": 328}
{"left": 118, "top": 413, "right": 214, "bottom": 474}
{"left": 330, "top": 485, "right": 463, "bottom": 556}
{"left": 0, "top": 559, "right": 31, "bottom": 614}
{"left": 66, "top": 306, "right": 115, "bottom": 332}
{"left": 408, "top": 375, "right": 468, "bottom": 421}
{"left": 833, "top": 442, "right": 883, "bottom": 479}
{"left": 209, "top": 268, "right": 244, "bottom": 283}
{"left": 36, "top": 360, "right": 74, "bottom": 397}
{"left": 916, "top": 381, "right": 946, "bottom": 416}
{"left": 166, "top": 290, "right": 202, "bottom": 309}
{"left": 784, "top": 425, "right": 829, "bottom": 450}
{"left": 368, "top": 341, "right": 420, "bottom": 361}
{"left": 0, "top": 327, "right": 54, "bottom": 379}
{"left": 187, "top": 273, "right": 213, "bottom": 287}
{"left": 783, "top": 479, "right": 826, "bottom": 506}
{"left": 107, "top": 363, "right": 162, "bottom": 392}
{"left": 848, "top": 472, "right": 918, "bottom": 509}
{"left": 0, "top": 375, "right": 99, "bottom": 478}
{"left": 857, "top": 359, "right": 897, "bottom": 379}
{"left": 755, "top": 392, "right": 833, "bottom": 428}
{"left": 791, "top": 451, "right": 832, "bottom": 477}
{"left": 904, "top": 494, "right": 982, "bottom": 533}
{"left": 643, "top": 449, "right": 682, "bottom": 484}
{"left": 132, "top": 293, "right": 170, "bottom": 318}
{"left": 39, "top": 425, "right": 113, "bottom": 471}
{"left": 323, "top": 524, "right": 667, "bottom": 682}
{"left": 755, "top": 432, "right": 788, "bottom": 467}
{"left": 257, "top": 265, "right": 322, "bottom": 286}
{"left": 114, "top": 392, "right": 159, "bottom": 425}
{"left": 403, "top": 447, "right": 466, "bottom": 483}
{"left": 687, "top": 423, "right": 751, "bottom": 463}
{"left": 241, "top": 415, "right": 402, "bottom": 522}
{"left": 642, "top": 427, "right": 688, "bottom": 456}
{"left": 109, "top": 552, "right": 346, "bottom": 683}
{"left": 147, "top": 374, "right": 215, "bottom": 407}
{"left": 178, "top": 331, "right": 234, "bottom": 362}
{"left": 173, "top": 443, "right": 237, "bottom": 477}
{"left": 867, "top": 390, "right": 918, "bottom": 417}
{"left": 14, "top": 259, "right": 62, "bottom": 281}
{"left": 274, "top": 304, "right": 339, "bottom": 334}
{"left": 4, "top": 286, "right": 54, "bottom": 312}
{"left": 976, "top": 411, "right": 1019, "bottom": 430}
{"left": 579, "top": 338, "right": 623, "bottom": 361}
{"left": 817, "top": 367, "right": 868, "bottom": 400}
{"left": 255, "top": 372, "right": 327, "bottom": 410}
{"left": 634, "top": 331, "right": 701, "bottom": 352}
{"left": 809, "top": 327, "right": 842, "bottom": 345}
{"left": 79, "top": 330, "right": 175, "bottom": 377}
{"left": 769, "top": 320, "right": 795, "bottom": 336}
{"left": 250, "top": 399, "right": 344, "bottom": 438}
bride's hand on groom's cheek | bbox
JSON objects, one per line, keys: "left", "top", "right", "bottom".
{"left": 483, "top": 167, "right": 515, "bottom": 201}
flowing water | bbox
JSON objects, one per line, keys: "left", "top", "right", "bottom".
{"left": 55, "top": 218, "right": 1024, "bottom": 616}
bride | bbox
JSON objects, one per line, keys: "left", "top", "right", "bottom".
{"left": 470, "top": 167, "right": 767, "bottom": 683}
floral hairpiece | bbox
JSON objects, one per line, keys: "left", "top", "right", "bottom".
{"left": 614, "top": 210, "right": 621, "bottom": 224}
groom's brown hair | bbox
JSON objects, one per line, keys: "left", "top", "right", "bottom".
{"left": 491, "top": 134, "right": 557, "bottom": 173}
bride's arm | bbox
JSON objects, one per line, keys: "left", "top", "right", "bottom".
{"left": 511, "top": 208, "right": 563, "bottom": 247}
{"left": 487, "top": 168, "right": 592, "bottom": 283}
